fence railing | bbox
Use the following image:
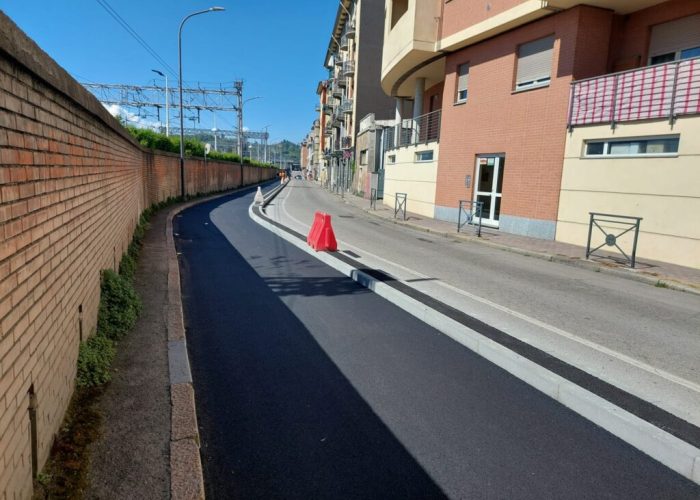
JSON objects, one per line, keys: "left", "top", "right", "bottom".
{"left": 586, "top": 212, "right": 642, "bottom": 268}
{"left": 385, "top": 109, "right": 441, "bottom": 150}
{"left": 343, "top": 60, "right": 355, "bottom": 76}
{"left": 568, "top": 57, "right": 700, "bottom": 127}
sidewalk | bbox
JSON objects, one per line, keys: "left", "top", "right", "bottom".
{"left": 339, "top": 191, "right": 700, "bottom": 293}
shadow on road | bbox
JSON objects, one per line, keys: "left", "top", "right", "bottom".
{"left": 175, "top": 190, "right": 447, "bottom": 499}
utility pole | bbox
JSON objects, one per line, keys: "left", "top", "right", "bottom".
{"left": 235, "top": 80, "right": 243, "bottom": 158}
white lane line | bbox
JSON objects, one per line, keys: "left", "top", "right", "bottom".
{"left": 277, "top": 185, "right": 700, "bottom": 395}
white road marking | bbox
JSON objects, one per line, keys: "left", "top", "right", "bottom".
{"left": 277, "top": 185, "right": 700, "bottom": 394}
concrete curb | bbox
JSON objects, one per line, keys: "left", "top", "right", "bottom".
{"left": 249, "top": 202, "right": 700, "bottom": 486}
{"left": 165, "top": 182, "right": 273, "bottom": 500}
{"left": 345, "top": 197, "right": 700, "bottom": 296}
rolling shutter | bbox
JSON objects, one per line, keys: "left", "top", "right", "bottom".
{"left": 457, "top": 63, "right": 469, "bottom": 92}
{"left": 516, "top": 36, "right": 554, "bottom": 86}
{"left": 649, "top": 14, "right": 700, "bottom": 57}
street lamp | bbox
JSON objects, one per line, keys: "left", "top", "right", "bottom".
{"left": 151, "top": 69, "right": 169, "bottom": 136}
{"left": 178, "top": 6, "right": 225, "bottom": 198}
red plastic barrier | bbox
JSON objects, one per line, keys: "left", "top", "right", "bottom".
{"left": 307, "top": 211, "right": 324, "bottom": 244}
{"left": 307, "top": 212, "right": 337, "bottom": 252}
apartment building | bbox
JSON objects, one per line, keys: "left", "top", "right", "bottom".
{"left": 380, "top": 0, "right": 700, "bottom": 268}
{"left": 322, "top": 0, "right": 395, "bottom": 193}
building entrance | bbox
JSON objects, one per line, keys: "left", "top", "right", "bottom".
{"left": 474, "top": 155, "right": 504, "bottom": 227}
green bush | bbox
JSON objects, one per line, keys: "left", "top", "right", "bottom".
{"left": 97, "top": 270, "right": 142, "bottom": 341}
{"left": 76, "top": 336, "right": 115, "bottom": 388}
{"left": 118, "top": 252, "right": 137, "bottom": 281}
{"left": 125, "top": 126, "right": 276, "bottom": 168}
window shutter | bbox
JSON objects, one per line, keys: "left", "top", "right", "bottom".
{"left": 516, "top": 36, "right": 554, "bottom": 85}
{"left": 649, "top": 14, "right": 700, "bottom": 57}
{"left": 457, "top": 64, "right": 469, "bottom": 91}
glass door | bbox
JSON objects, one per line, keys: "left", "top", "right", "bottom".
{"left": 474, "top": 155, "right": 504, "bottom": 227}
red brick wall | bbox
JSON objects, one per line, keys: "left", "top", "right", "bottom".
{"left": 0, "top": 13, "right": 276, "bottom": 498}
{"left": 440, "top": 0, "right": 524, "bottom": 39}
{"left": 435, "top": 6, "right": 613, "bottom": 225}
{"left": 423, "top": 82, "right": 444, "bottom": 114}
{"left": 607, "top": 0, "right": 700, "bottom": 72}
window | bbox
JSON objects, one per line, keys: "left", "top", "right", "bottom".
{"left": 360, "top": 149, "right": 368, "bottom": 165}
{"left": 455, "top": 63, "right": 469, "bottom": 103}
{"left": 648, "top": 14, "right": 700, "bottom": 65}
{"left": 415, "top": 150, "right": 434, "bottom": 162}
{"left": 390, "top": 0, "right": 408, "bottom": 29}
{"left": 388, "top": 155, "right": 396, "bottom": 164}
{"left": 515, "top": 36, "right": 554, "bottom": 91}
{"left": 584, "top": 136, "right": 679, "bottom": 157}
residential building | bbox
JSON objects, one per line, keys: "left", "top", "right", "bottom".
{"left": 354, "top": 113, "right": 395, "bottom": 197}
{"left": 380, "top": 0, "right": 700, "bottom": 268}
{"left": 323, "top": 0, "right": 395, "bottom": 194}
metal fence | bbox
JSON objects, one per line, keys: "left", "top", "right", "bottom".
{"left": 394, "top": 193, "right": 407, "bottom": 220}
{"left": 568, "top": 57, "right": 700, "bottom": 127}
{"left": 586, "top": 212, "right": 642, "bottom": 268}
{"left": 457, "top": 200, "right": 483, "bottom": 237}
{"left": 385, "top": 110, "right": 441, "bottom": 150}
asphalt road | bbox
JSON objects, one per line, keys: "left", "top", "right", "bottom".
{"left": 174, "top": 185, "right": 700, "bottom": 499}
{"left": 273, "top": 182, "right": 700, "bottom": 386}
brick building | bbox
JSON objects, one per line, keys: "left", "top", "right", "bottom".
{"left": 380, "top": 0, "right": 700, "bottom": 267}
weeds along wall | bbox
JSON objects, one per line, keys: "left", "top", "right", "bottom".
{"left": 0, "top": 13, "right": 276, "bottom": 498}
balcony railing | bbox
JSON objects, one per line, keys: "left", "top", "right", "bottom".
{"left": 341, "top": 136, "right": 353, "bottom": 149}
{"left": 332, "top": 84, "right": 343, "bottom": 98}
{"left": 384, "top": 109, "right": 441, "bottom": 150}
{"left": 340, "top": 98, "right": 353, "bottom": 114}
{"left": 346, "top": 23, "right": 356, "bottom": 39}
{"left": 340, "top": 34, "right": 349, "bottom": 50}
{"left": 568, "top": 57, "right": 700, "bottom": 128}
{"left": 337, "top": 77, "right": 348, "bottom": 88}
{"left": 343, "top": 60, "right": 355, "bottom": 76}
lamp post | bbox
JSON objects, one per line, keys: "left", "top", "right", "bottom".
{"left": 151, "top": 69, "right": 169, "bottom": 136}
{"left": 178, "top": 6, "right": 225, "bottom": 198}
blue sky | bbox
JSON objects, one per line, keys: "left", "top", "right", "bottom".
{"left": 2, "top": 1, "right": 337, "bottom": 144}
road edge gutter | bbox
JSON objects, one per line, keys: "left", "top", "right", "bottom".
{"left": 166, "top": 182, "right": 275, "bottom": 500}
{"left": 249, "top": 201, "right": 700, "bottom": 486}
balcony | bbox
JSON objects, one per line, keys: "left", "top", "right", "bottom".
{"left": 334, "top": 56, "right": 343, "bottom": 67}
{"left": 342, "top": 60, "right": 355, "bottom": 76}
{"left": 323, "top": 103, "right": 334, "bottom": 115}
{"left": 332, "top": 107, "right": 345, "bottom": 126}
{"left": 340, "top": 98, "right": 353, "bottom": 115}
{"left": 331, "top": 84, "right": 344, "bottom": 99}
{"left": 341, "top": 136, "right": 353, "bottom": 150}
{"left": 568, "top": 57, "right": 700, "bottom": 128}
{"left": 340, "top": 34, "right": 349, "bottom": 51}
{"left": 337, "top": 77, "right": 348, "bottom": 88}
{"left": 345, "top": 22, "right": 355, "bottom": 39}
{"left": 385, "top": 110, "right": 441, "bottom": 150}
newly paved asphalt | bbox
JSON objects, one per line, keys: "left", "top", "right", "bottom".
{"left": 174, "top": 185, "right": 700, "bottom": 499}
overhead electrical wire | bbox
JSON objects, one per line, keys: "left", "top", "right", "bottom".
{"left": 94, "top": 0, "right": 178, "bottom": 79}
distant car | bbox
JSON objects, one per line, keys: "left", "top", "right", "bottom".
{"left": 294, "top": 174, "right": 303, "bottom": 180}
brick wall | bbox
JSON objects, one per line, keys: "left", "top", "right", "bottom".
{"left": 0, "top": 13, "right": 276, "bottom": 498}
{"left": 607, "top": 0, "right": 700, "bottom": 72}
{"left": 435, "top": 6, "right": 613, "bottom": 233}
